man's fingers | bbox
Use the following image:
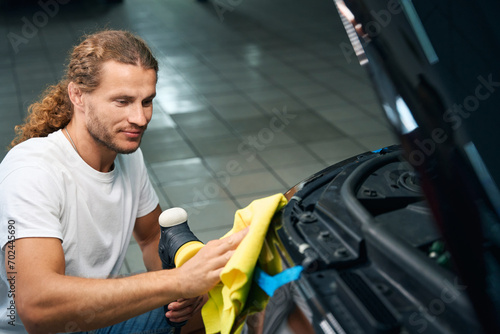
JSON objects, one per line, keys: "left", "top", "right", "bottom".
{"left": 194, "top": 294, "right": 208, "bottom": 313}
{"left": 225, "top": 227, "right": 249, "bottom": 247}
{"left": 166, "top": 296, "right": 206, "bottom": 321}
{"left": 168, "top": 296, "right": 203, "bottom": 310}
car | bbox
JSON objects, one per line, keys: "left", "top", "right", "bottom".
{"left": 261, "top": 1, "right": 500, "bottom": 333}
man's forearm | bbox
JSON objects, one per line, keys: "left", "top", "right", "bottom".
{"left": 18, "top": 269, "right": 181, "bottom": 334}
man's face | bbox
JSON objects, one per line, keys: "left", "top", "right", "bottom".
{"left": 84, "top": 60, "right": 157, "bottom": 154}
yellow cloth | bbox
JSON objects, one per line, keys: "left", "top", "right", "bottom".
{"left": 202, "top": 193, "right": 288, "bottom": 334}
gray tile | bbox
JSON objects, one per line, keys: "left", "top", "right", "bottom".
{"left": 357, "top": 100, "right": 386, "bottom": 117}
{"left": 160, "top": 176, "right": 230, "bottom": 207}
{"left": 286, "top": 82, "right": 331, "bottom": 98}
{"left": 179, "top": 65, "right": 217, "bottom": 77}
{"left": 157, "top": 96, "right": 209, "bottom": 114}
{"left": 0, "top": 135, "right": 13, "bottom": 160}
{"left": 170, "top": 110, "right": 219, "bottom": 128}
{"left": 123, "top": 243, "right": 146, "bottom": 274}
{"left": 162, "top": 54, "right": 204, "bottom": 69}
{"left": 189, "top": 135, "right": 241, "bottom": 158}
{"left": 293, "top": 59, "right": 334, "bottom": 72}
{"left": 153, "top": 183, "right": 172, "bottom": 210}
{"left": 255, "top": 99, "right": 306, "bottom": 114}
{"left": 283, "top": 113, "right": 345, "bottom": 142}
{"left": 119, "top": 261, "right": 130, "bottom": 276}
{"left": 146, "top": 112, "right": 177, "bottom": 131}
{"left": 194, "top": 81, "right": 236, "bottom": 95}
{"left": 184, "top": 72, "right": 222, "bottom": 84}
{"left": 301, "top": 92, "right": 348, "bottom": 109}
{"left": 332, "top": 117, "right": 390, "bottom": 137}
{"left": 355, "top": 133, "right": 399, "bottom": 152}
{"left": 0, "top": 116, "right": 21, "bottom": 133}
{"left": 142, "top": 128, "right": 185, "bottom": 146}
{"left": 269, "top": 73, "right": 312, "bottom": 87}
{"left": 237, "top": 130, "right": 297, "bottom": 153}
{"left": 324, "top": 154, "right": 362, "bottom": 166}
{"left": 182, "top": 199, "right": 239, "bottom": 233}
{"left": 194, "top": 226, "right": 233, "bottom": 244}
{"left": 306, "top": 138, "right": 366, "bottom": 163}
{"left": 246, "top": 89, "right": 292, "bottom": 103}
{"left": 16, "top": 70, "right": 54, "bottom": 83}
{"left": 142, "top": 143, "right": 197, "bottom": 164}
{"left": 274, "top": 161, "right": 327, "bottom": 188}
{"left": 155, "top": 83, "right": 196, "bottom": 99}
{"left": 221, "top": 170, "right": 287, "bottom": 197}
{"left": 336, "top": 84, "right": 379, "bottom": 103}
{"left": 0, "top": 100, "right": 22, "bottom": 113}
{"left": 181, "top": 123, "right": 233, "bottom": 140}
{"left": 213, "top": 61, "right": 249, "bottom": 74}
{"left": 213, "top": 103, "right": 265, "bottom": 120}
{"left": 0, "top": 83, "right": 16, "bottom": 95}
{"left": 204, "top": 153, "right": 266, "bottom": 175}
{"left": 226, "top": 116, "right": 275, "bottom": 134}
{"left": 204, "top": 93, "right": 249, "bottom": 107}
{"left": 315, "top": 104, "right": 369, "bottom": 123}
{"left": 150, "top": 158, "right": 212, "bottom": 184}
{"left": 235, "top": 195, "right": 264, "bottom": 209}
{"left": 257, "top": 145, "right": 321, "bottom": 169}
{"left": 219, "top": 70, "right": 264, "bottom": 84}
{"left": 280, "top": 51, "right": 318, "bottom": 63}
{"left": 232, "top": 77, "right": 273, "bottom": 91}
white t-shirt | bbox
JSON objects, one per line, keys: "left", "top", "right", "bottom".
{"left": 0, "top": 130, "right": 159, "bottom": 333}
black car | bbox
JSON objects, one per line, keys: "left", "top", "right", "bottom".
{"left": 262, "top": 1, "right": 500, "bottom": 333}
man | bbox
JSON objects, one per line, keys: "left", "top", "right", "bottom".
{"left": 0, "top": 30, "right": 247, "bottom": 334}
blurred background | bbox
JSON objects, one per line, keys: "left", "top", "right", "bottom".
{"left": 0, "top": 0, "right": 396, "bottom": 273}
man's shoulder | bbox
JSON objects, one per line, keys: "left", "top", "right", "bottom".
{"left": 0, "top": 131, "right": 67, "bottom": 179}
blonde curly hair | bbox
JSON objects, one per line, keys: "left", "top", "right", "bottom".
{"left": 10, "top": 30, "right": 158, "bottom": 148}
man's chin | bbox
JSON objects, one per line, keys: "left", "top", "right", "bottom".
{"left": 112, "top": 139, "right": 142, "bottom": 155}
{"left": 118, "top": 144, "right": 141, "bottom": 155}
{"left": 118, "top": 147, "right": 140, "bottom": 155}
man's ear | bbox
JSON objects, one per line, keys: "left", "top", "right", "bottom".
{"left": 68, "top": 82, "right": 84, "bottom": 110}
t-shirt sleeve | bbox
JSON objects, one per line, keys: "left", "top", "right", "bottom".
{"left": 134, "top": 150, "right": 160, "bottom": 218}
{"left": 0, "top": 167, "right": 63, "bottom": 250}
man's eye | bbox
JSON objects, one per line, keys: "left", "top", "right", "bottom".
{"left": 116, "top": 100, "right": 128, "bottom": 105}
{"left": 143, "top": 100, "right": 153, "bottom": 107}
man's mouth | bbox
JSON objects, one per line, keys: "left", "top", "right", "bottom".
{"left": 121, "top": 129, "right": 144, "bottom": 139}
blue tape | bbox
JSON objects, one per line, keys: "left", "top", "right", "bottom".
{"left": 254, "top": 266, "right": 304, "bottom": 297}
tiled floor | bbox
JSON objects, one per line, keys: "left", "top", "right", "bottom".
{"left": 0, "top": 0, "right": 397, "bottom": 274}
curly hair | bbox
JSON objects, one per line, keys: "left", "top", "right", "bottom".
{"left": 10, "top": 30, "right": 159, "bottom": 148}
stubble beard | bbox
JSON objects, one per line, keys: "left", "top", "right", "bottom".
{"left": 86, "top": 104, "right": 143, "bottom": 155}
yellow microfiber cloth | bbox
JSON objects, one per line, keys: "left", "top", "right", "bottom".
{"left": 201, "top": 193, "right": 288, "bottom": 334}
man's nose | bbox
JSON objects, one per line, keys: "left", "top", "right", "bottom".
{"left": 128, "top": 104, "right": 150, "bottom": 127}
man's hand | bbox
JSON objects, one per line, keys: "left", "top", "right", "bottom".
{"left": 175, "top": 227, "right": 249, "bottom": 299}
{"left": 165, "top": 295, "right": 208, "bottom": 323}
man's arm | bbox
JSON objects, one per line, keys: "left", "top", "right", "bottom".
{"left": 133, "top": 204, "right": 163, "bottom": 272}
{"left": 8, "top": 228, "right": 247, "bottom": 334}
